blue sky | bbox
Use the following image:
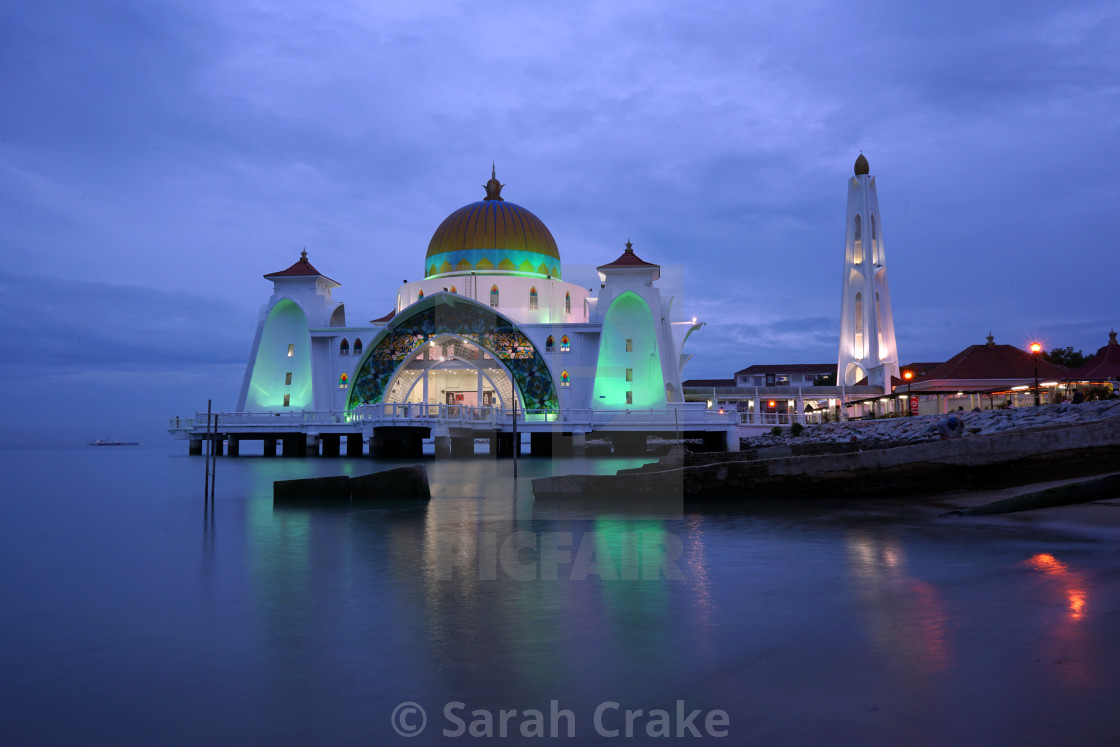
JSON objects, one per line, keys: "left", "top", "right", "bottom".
{"left": 1, "top": 0, "right": 1117, "bottom": 443}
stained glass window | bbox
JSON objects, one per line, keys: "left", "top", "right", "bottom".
{"left": 565, "top": 292, "right": 571, "bottom": 314}
{"left": 560, "top": 335, "right": 570, "bottom": 352}
{"left": 340, "top": 339, "right": 349, "bottom": 355}
{"left": 353, "top": 338, "right": 362, "bottom": 355}
{"left": 490, "top": 285, "right": 499, "bottom": 307}
{"left": 546, "top": 335, "right": 555, "bottom": 352}
{"left": 339, "top": 372, "right": 348, "bottom": 389}
{"left": 560, "top": 370, "right": 570, "bottom": 387}
{"left": 529, "top": 287, "right": 538, "bottom": 310}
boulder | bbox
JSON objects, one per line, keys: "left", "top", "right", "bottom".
{"left": 273, "top": 475, "right": 352, "bottom": 504}
{"left": 351, "top": 465, "right": 430, "bottom": 502}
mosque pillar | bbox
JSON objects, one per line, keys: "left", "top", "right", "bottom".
{"left": 530, "top": 432, "right": 554, "bottom": 457}
{"left": 346, "top": 433, "right": 363, "bottom": 456}
{"left": 434, "top": 436, "right": 451, "bottom": 458}
{"left": 227, "top": 437, "right": 239, "bottom": 457}
{"left": 724, "top": 427, "right": 740, "bottom": 452}
{"left": 263, "top": 437, "right": 277, "bottom": 457}
{"left": 450, "top": 436, "right": 474, "bottom": 458}
{"left": 570, "top": 431, "right": 587, "bottom": 457}
{"left": 321, "top": 434, "right": 340, "bottom": 457}
{"left": 305, "top": 433, "right": 320, "bottom": 457}
{"left": 189, "top": 438, "right": 202, "bottom": 456}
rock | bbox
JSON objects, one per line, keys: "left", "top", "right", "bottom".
{"left": 273, "top": 475, "right": 352, "bottom": 504}
{"left": 351, "top": 465, "right": 430, "bottom": 502}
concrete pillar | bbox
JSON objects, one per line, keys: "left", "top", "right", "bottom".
{"left": 262, "top": 437, "right": 277, "bottom": 457}
{"left": 571, "top": 431, "right": 587, "bottom": 456}
{"left": 488, "top": 432, "right": 500, "bottom": 457}
{"left": 496, "top": 432, "right": 514, "bottom": 457}
{"left": 189, "top": 438, "right": 203, "bottom": 456}
{"left": 227, "top": 437, "right": 239, "bottom": 457}
{"left": 212, "top": 436, "right": 224, "bottom": 456}
{"left": 450, "top": 436, "right": 473, "bottom": 458}
{"left": 937, "top": 394, "right": 946, "bottom": 414}
{"left": 530, "top": 432, "right": 554, "bottom": 457}
{"left": 282, "top": 435, "right": 305, "bottom": 457}
{"left": 346, "top": 433, "right": 363, "bottom": 457}
{"left": 434, "top": 436, "right": 452, "bottom": 458}
{"left": 724, "top": 428, "right": 740, "bottom": 452}
{"left": 305, "top": 434, "right": 320, "bottom": 457}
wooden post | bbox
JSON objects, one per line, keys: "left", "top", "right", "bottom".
{"left": 204, "top": 399, "right": 212, "bottom": 497}
{"left": 210, "top": 414, "right": 218, "bottom": 502}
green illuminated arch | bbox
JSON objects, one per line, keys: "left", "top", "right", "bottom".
{"left": 347, "top": 294, "right": 558, "bottom": 410}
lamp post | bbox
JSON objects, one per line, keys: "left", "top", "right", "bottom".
{"left": 1030, "top": 342, "right": 1042, "bottom": 407}
{"left": 903, "top": 370, "right": 913, "bottom": 416}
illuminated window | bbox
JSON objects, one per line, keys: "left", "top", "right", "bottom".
{"left": 450, "top": 285, "right": 457, "bottom": 294}
{"left": 560, "top": 335, "right": 570, "bottom": 352}
{"left": 625, "top": 368, "right": 633, "bottom": 382}
{"left": 876, "top": 291, "right": 884, "bottom": 356}
{"left": 546, "top": 335, "right": 555, "bottom": 352}
{"left": 284, "top": 372, "right": 292, "bottom": 386}
{"left": 565, "top": 292, "right": 571, "bottom": 314}
{"left": 283, "top": 394, "right": 290, "bottom": 407}
{"left": 529, "top": 287, "right": 538, "bottom": 310}
{"left": 287, "top": 344, "right": 294, "bottom": 357}
{"left": 490, "top": 285, "right": 499, "bottom": 307}
{"left": 854, "top": 292, "right": 864, "bottom": 357}
{"left": 353, "top": 338, "right": 362, "bottom": 355}
{"left": 625, "top": 391, "right": 633, "bottom": 405}
{"left": 339, "top": 372, "right": 348, "bottom": 389}
{"left": 625, "top": 338, "right": 633, "bottom": 352}
{"left": 560, "top": 370, "right": 570, "bottom": 387}
{"left": 339, "top": 338, "right": 349, "bottom": 356}
{"left": 853, "top": 214, "right": 862, "bottom": 264}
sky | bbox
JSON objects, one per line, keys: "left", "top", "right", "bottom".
{"left": 1, "top": 0, "right": 1118, "bottom": 444}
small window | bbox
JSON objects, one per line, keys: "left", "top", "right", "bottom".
{"left": 546, "top": 335, "right": 555, "bottom": 352}
{"left": 282, "top": 394, "right": 290, "bottom": 407}
{"left": 490, "top": 285, "right": 499, "bottom": 307}
{"left": 339, "top": 372, "right": 348, "bottom": 389}
{"left": 625, "top": 368, "right": 633, "bottom": 382}
{"left": 339, "top": 339, "right": 349, "bottom": 356}
{"left": 560, "top": 370, "right": 570, "bottom": 387}
{"left": 625, "top": 338, "right": 633, "bottom": 352}
{"left": 353, "top": 338, "right": 362, "bottom": 355}
{"left": 284, "top": 372, "right": 292, "bottom": 386}
{"left": 560, "top": 335, "right": 570, "bottom": 352}
{"left": 625, "top": 391, "right": 633, "bottom": 405}
{"left": 565, "top": 292, "right": 571, "bottom": 314}
{"left": 529, "top": 287, "right": 538, "bottom": 310}
{"left": 287, "top": 344, "right": 294, "bottom": 357}
{"left": 853, "top": 214, "right": 863, "bottom": 264}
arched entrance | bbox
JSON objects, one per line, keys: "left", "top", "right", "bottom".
{"left": 384, "top": 335, "right": 515, "bottom": 409}
{"left": 347, "top": 293, "right": 558, "bottom": 411}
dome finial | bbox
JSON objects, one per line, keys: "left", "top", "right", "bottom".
{"left": 854, "top": 152, "right": 870, "bottom": 176}
{"left": 625, "top": 238, "right": 633, "bottom": 253}
{"left": 300, "top": 248, "right": 308, "bottom": 261}
{"left": 1109, "top": 329, "right": 1117, "bottom": 346}
{"left": 986, "top": 331, "right": 995, "bottom": 346}
{"left": 483, "top": 164, "right": 504, "bottom": 201}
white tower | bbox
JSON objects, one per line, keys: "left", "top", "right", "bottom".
{"left": 837, "top": 154, "right": 899, "bottom": 389}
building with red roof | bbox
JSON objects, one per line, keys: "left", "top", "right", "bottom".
{"left": 1070, "top": 330, "right": 1120, "bottom": 382}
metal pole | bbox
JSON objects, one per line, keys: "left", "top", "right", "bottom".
{"left": 204, "top": 399, "right": 212, "bottom": 497}
{"left": 1034, "top": 356, "right": 1041, "bottom": 407}
{"left": 512, "top": 394, "right": 518, "bottom": 479}
{"left": 210, "top": 414, "right": 219, "bottom": 502}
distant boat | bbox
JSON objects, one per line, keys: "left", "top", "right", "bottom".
{"left": 88, "top": 439, "right": 140, "bottom": 446}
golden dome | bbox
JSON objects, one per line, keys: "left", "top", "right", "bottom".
{"left": 854, "top": 153, "right": 870, "bottom": 176}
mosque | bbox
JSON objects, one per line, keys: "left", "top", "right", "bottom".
{"left": 178, "top": 167, "right": 737, "bottom": 457}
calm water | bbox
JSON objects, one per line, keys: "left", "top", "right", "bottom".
{"left": 2, "top": 444, "right": 1119, "bottom": 745}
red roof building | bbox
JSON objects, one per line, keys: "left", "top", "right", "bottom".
{"left": 1071, "top": 330, "right": 1120, "bottom": 381}
{"left": 264, "top": 250, "right": 340, "bottom": 286}
{"left": 908, "top": 334, "right": 1069, "bottom": 393}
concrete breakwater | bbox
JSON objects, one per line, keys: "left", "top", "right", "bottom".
{"left": 274, "top": 465, "right": 430, "bottom": 505}
{"left": 531, "top": 414, "right": 1120, "bottom": 504}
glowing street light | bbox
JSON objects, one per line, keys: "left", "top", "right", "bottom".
{"left": 903, "top": 370, "right": 914, "bottom": 416}
{"left": 1030, "top": 342, "right": 1042, "bottom": 407}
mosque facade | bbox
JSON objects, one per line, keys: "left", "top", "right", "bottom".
{"left": 213, "top": 167, "right": 731, "bottom": 456}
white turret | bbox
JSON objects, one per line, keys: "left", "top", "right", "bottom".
{"left": 837, "top": 154, "right": 900, "bottom": 390}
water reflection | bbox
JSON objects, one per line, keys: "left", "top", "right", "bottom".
{"left": 1025, "top": 552, "right": 1096, "bottom": 687}
{"left": 845, "top": 530, "right": 951, "bottom": 687}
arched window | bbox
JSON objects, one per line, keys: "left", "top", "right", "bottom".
{"left": 560, "top": 370, "right": 570, "bottom": 387}
{"left": 870, "top": 215, "right": 878, "bottom": 264}
{"left": 353, "top": 338, "right": 362, "bottom": 355}
{"left": 417, "top": 290, "right": 424, "bottom": 301}
{"left": 546, "top": 335, "right": 555, "bottom": 352}
{"left": 529, "top": 286, "right": 538, "bottom": 310}
{"left": 565, "top": 292, "right": 571, "bottom": 314}
{"left": 449, "top": 285, "right": 457, "bottom": 294}
{"left": 854, "top": 292, "right": 864, "bottom": 358}
{"left": 853, "top": 214, "right": 863, "bottom": 264}
{"left": 490, "top": 285, "right": 499, "bottom": 307}
{"left": 560, "top": 335, "right": 570, "bottom": 352}
{"left": 339, "top": 338, "right": 350, "bottom": 356}
{"left": 339, "top": 372, "right": 348, "bottom": 389}
{"left": 876, "top": 291, "right": 885, "bottom": 357}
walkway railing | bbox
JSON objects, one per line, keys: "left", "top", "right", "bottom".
{"left": 170, "top": 403, "right": 736, "bottom": 434}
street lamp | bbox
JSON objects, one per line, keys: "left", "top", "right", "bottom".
{"left": 1030, "top": 342, "right": 1042, "bottom": 406}
{"left": 903, "top": 370, "right": 914, "bottom": 416}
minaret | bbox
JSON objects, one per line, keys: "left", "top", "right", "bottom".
{"left": 837, "top": 153, "right": 900, "bottom": 389}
